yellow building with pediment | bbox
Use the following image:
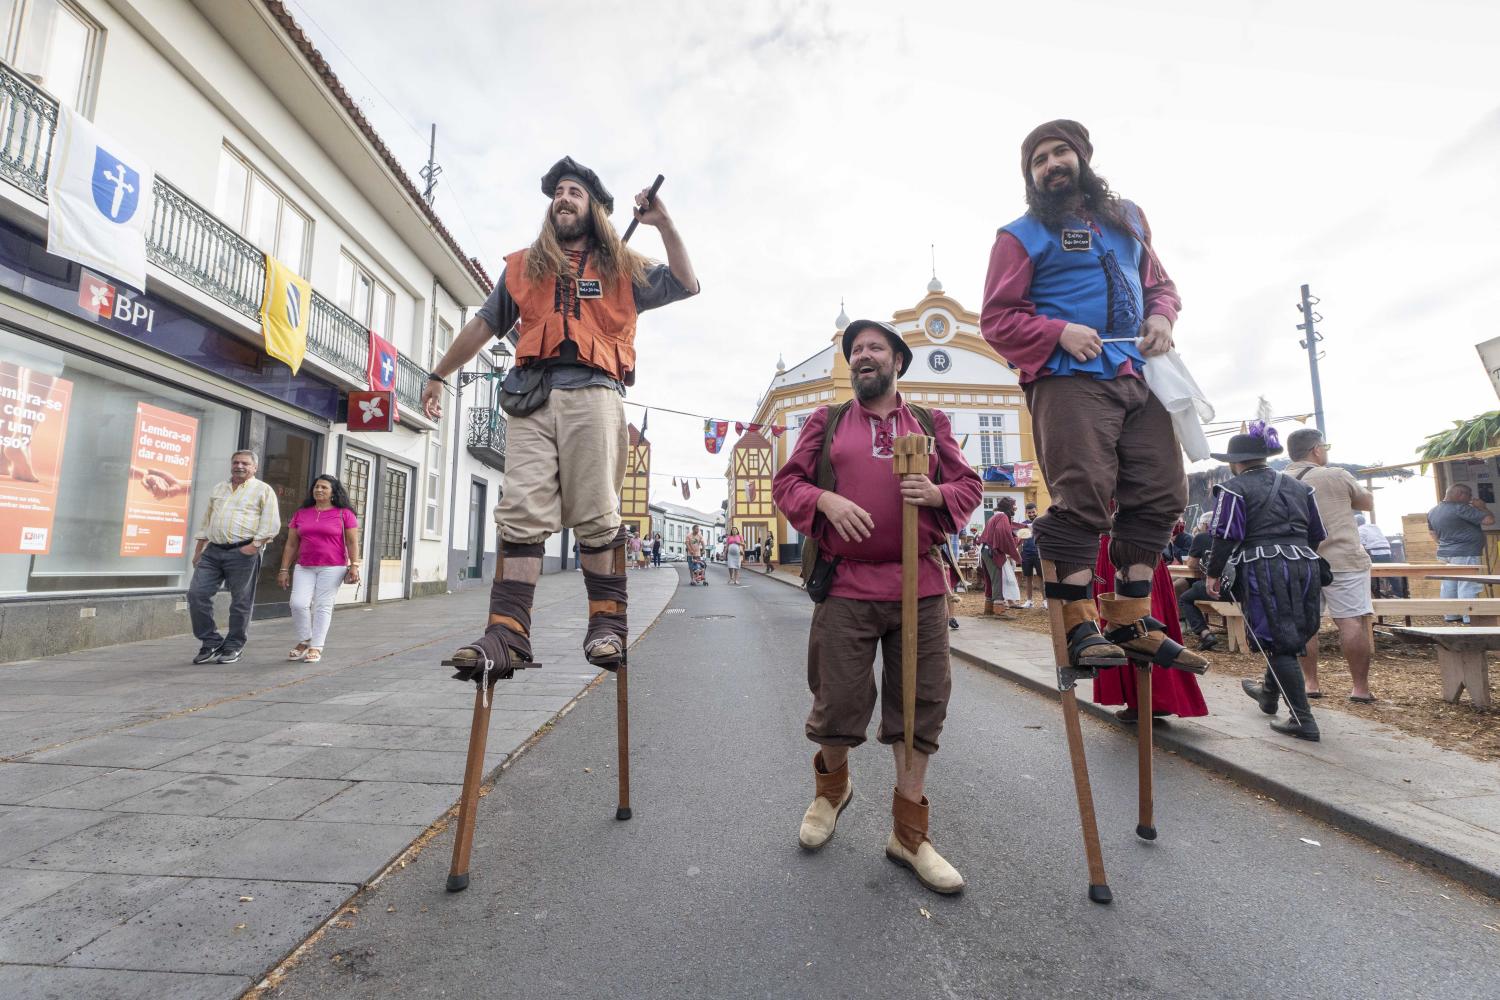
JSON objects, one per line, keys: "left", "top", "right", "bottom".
{"left": 749, "top": 278, "right": 1047, "bottom": 562}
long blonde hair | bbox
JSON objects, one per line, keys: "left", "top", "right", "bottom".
{"left": 524, "top": 199, "right": 652, "bottom": 289}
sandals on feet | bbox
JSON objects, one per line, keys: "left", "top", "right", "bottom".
{"left": 288, "top": 643, "right": 310, "bottom": 661}
{"left": 303, "top": 648, "right": 322, "bottom": 663}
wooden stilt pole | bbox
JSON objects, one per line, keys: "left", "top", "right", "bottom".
{"left": 893, "top": 434, "right": 935, "bottom": 768}
{"left": 615, "top": 664, "right": 632, "bottom": 820}
{"left": 1042, "top": 559, "right": 1112, "bottom": 904}
{"left": 1135, "top": 662, "right": 1157, "bottom": 841}
{"left": 447, "top": 682, "right": 494, "bottom": 892}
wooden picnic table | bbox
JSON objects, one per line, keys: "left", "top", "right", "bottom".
{"left": 1389, "top": 626, "right": 1498, "bottom": 709}
{"left": 1169, "top": 562, "right": 1480, "bottom": 580}
{"left": 1429, "top": 574, "right": 1500, "bottom": 587}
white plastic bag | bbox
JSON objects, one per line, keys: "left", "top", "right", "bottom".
{"left": 1143, "top": 349, "right": 1214, "bottom": 461}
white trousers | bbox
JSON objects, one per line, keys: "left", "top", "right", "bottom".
{"left": 290, "top": 564, "right": 346, "bottom": 647}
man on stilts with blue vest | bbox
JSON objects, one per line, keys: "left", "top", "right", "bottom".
{"left": 980, "top": 119, "right": 1207, "bottom": 674}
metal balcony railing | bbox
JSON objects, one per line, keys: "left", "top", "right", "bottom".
{"left": 466, "top": 405, "right": 507, "bottom": 470}
{"left": 0, "top": 60, "right": 430, "bottom": 411}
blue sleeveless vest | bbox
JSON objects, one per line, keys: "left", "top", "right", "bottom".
{"left": 1001, "top": 203, "right": 1147, "bottom": 379}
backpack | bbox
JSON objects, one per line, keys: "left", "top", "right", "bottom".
{"left": 798, "top": 400, "right": 940, "bottom": 585}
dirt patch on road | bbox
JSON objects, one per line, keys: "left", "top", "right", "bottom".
{"left": 952, "top": 591, "right": 1500, "bottom": 763}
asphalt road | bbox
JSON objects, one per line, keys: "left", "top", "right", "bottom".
{"left": 267, "top": 564, "right": 1500, "bottom": 1000}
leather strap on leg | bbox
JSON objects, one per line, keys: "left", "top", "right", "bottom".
{"left": 582, "top": 567, "right": 628, "bottom": 669}
{"left": 1060, "top": 597, "right": 1126, "bottom": 667}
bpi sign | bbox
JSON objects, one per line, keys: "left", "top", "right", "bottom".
{"left": 78, "top": 269, "right": 155, "bottom": 332}
{"left": 347, "top": 390, "right": 395, "bottom": 432}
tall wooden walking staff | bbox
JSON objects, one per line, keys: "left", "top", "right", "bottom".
{"left": 611, "top": 172, "right": 661, "bottom": 823}
{"left": 892, "top": 434, "right": 934, "bottom": 767}
{"left": 1041, "top": 559, "right": 1113, "bottom": 904}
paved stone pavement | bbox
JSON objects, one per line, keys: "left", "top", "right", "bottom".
{"left": 763, "top": 565, "right": 1500, "bottom": 897}
{"left": 0, "top": 567, "right": 676, "bottom": 1000}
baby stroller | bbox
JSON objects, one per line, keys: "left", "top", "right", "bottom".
{"left": 689, "top": 556, "right": 708, "bottom": 586}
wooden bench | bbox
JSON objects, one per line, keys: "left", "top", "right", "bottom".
{"left": 1372, "top": 599, "right": 1500, "bottom": 628}
{"left": 1389, "top": 627, "right": 1498, "bottom": 709}
{"left": 1195, "top": 601, "right": 1247, "bottom": 653}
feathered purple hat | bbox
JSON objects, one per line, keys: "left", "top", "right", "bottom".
{"left": 1210, "top": 420, "right": 1282, "bottom": 463}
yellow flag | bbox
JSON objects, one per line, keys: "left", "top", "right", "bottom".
{"left": 260, "top": 253, "right": 310, "bottom": 375}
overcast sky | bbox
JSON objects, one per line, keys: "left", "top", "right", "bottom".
{"left": 289, "top": 0, "right": 1499, "bottom": 526}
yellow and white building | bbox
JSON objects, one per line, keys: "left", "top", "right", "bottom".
{"left": 747, "top": 278, "right": 1045, "bottom": 562}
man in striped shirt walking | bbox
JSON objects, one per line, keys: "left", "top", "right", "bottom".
{"left": 188, "top": 450, "right": 281, "bottom": 663}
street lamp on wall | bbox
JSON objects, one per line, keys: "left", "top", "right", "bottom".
{"left": 457, "top": 339, "right": 512, "bottom": 393}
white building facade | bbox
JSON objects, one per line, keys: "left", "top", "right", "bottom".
{"left": 0, "top": 0, "right": 507, "bottom": 659}
{"left": 649, "top": 500, "right": 720, "bottom": 559}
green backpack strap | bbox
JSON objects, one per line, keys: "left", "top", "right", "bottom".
{"left": 801, "top": 401, "right": 853, "bottom": 584}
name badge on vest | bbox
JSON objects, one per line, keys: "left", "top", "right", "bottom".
{"left": 575, "top": 278, "right": 603, "bottom": 299}
{"left": 1061, "top": 229, "right": 1092, "bottom": 252}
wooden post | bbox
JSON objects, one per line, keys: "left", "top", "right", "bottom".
{"left": 892, "top": 434, "right": 935, "bottom": 768}
{"left": 447, "top": 682, "right": 494, "bottom": 892}
{"left": 1136, "top": 663, "right": 1156, "bottom": 841}
{"left": 1041, "top": 559, "right": 1112, "bottom": 904}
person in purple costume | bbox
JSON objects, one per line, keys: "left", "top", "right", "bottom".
{"left": 1202, "top": 422, "right": 1328, "bottom": 742}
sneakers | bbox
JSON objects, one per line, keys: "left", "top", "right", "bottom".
{"left": 192, "top": 644, "right": 223, "bottom": 664}
{"left": 1021, "top": 600, "right": 1034, "bottom": 609}
{"left": 215, "top": 647, "right": 243, "bottom": 663}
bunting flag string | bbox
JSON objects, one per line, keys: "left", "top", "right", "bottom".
{"left": 704, "top": 419, "right": 728, "bottom": 454}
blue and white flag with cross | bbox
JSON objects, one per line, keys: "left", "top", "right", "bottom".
{"left": 45, "top": 105, "right": 156, "bottom": 291}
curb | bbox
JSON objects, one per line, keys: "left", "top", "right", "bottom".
{"left": 762, "top": 564, "right": 1500, "bottom": 899}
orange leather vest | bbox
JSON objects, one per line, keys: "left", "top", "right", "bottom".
{"left": 504, "top": 249, "right": 638, "bottom": 384}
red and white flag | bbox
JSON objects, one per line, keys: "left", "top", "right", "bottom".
{"left": 367, "top": 330, "right": 401, "bottom": 423}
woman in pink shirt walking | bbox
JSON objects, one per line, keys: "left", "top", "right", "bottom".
{"left": 278, "top": 475, "right": 361, "bottom": 662}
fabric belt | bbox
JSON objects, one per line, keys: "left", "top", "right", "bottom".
{"left": 209, "top": 539, "right": 254, "bottom": 550}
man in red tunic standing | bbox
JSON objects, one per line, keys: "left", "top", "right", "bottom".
{"left": 774, "top": 320, "right": 982, "bottom": 894}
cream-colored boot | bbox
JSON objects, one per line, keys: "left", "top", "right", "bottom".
{"left": 885, "top": 790, "right": 964, "bottom": 894}
{"left": 798, "top": 751, "right": 852, "bottom": 851}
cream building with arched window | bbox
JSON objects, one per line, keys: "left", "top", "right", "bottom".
{"left": 748, "top": 278, "right": 1048, "bottom": 563}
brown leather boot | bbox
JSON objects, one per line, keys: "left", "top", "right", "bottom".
{"left": 885, "top": 790, "right": 963, "bottom": 894}
{"left": 798, "top": 751, "right": 852, "bottom": 850}
{"left": 1060, "top": 599, "right": 1128, "bottom": 669}
{"left": 1097, "top": 593, "right": 1209, "bottom": 673}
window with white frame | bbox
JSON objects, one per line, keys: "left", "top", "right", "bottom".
{"left": 213, "top": 146, "right": 312, "bottom": 276}
{"left": 1, "top": 0, "right": 99, "bottom": 112}
{"left": 979, "top": 413, "right": 1007, "bottom": 466}
{"left": 424, "top": 436, "right": 443, "bottom": 535}
{"left": 336, "top": 251, "right": 394, "bottom": 337}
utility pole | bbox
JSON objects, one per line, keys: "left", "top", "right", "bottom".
{"left": 1296, "top": 283, "right": 1326, "bottom": 437}
{"left": 420, "top": 124, "right": 441, "bottom": 206}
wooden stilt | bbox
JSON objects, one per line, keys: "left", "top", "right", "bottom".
{"left": 615, "top": 665, "right": 632, "bottom": 820}
{"left": 1135, "top": 662, "right": 1157, "bottom": 841}
{"left": 447, "top": 682, "right": 494, "bottom": 892}
{"left": 1042, "top": 559, "right": 1112, "bottom": 904}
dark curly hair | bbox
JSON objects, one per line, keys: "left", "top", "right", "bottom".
{"left": 996, "top": 496, "right": 1018, "bottom": 517}
{"left": 301, "top": 475, "right": 354, "bottom": 511}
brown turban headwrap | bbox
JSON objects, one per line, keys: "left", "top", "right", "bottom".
{"left": 1021, "top": 120, "right": 1093, "bottom": 183}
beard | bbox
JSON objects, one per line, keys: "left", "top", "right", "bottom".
{"left": 1027, "top": 165, "right": 1082, "bottom": 228}
{"left": 1025, "top": 160, "right": 1131, "bottom": 233}
{"left": 552, "top": 207, "right": 590, "bottom": 241}
{"left": 852, "top": 367, "right": 893, "bottom": 402}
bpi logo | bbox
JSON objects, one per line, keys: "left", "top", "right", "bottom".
{"left": 78, "top": 271, "right": 155, "bottom": 332}
{"left": 284, "top": 283, "right": 302, "bottom": 329}
{"left": 19, "top": 527, "right": 47, "bottom": 552}
{"left": 91, "top": 147, "right": 141, "bottom": 224}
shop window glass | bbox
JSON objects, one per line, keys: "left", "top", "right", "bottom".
{"left": 0, "top": 327, "right": 241, "bottom": 596}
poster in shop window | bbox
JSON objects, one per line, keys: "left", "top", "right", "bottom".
{"left": 0, "top": 363, "right": 73, "bottom": 555}
{"left": 120, "top": 402, "right": 198, "bottom": 557}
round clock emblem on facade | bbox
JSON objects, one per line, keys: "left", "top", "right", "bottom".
{"left": 928, "top": 349, "right": 953, "bottom": 374}
{"left": 926, "top": 314, "right": 947, "bottom": 338}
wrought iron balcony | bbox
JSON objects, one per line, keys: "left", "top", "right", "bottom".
{"left": 0, "top": 60, "right": 429, "bottom": 411}
{"left": 466, "top": 405, "right": 507, "bottom": 470}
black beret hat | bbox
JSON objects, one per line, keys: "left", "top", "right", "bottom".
{"left": 541, "top": 156, "right": 613, "bottom": 214}
{"left": 842, "top": 319, "right": 913, "bottom": 378}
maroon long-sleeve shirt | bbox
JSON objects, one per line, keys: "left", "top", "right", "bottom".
{"left": 979, "top": 208, "right": 1181, "bottom": 383}
{"left": 773, "top": 397, "right": 983, "bottom": 602}
{"left": 978, "top": 511, "right": 1021, "bottom": 564}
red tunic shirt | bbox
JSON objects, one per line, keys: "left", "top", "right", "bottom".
{"left": 773, "top": 396, "right": 982, "bottom": 602}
